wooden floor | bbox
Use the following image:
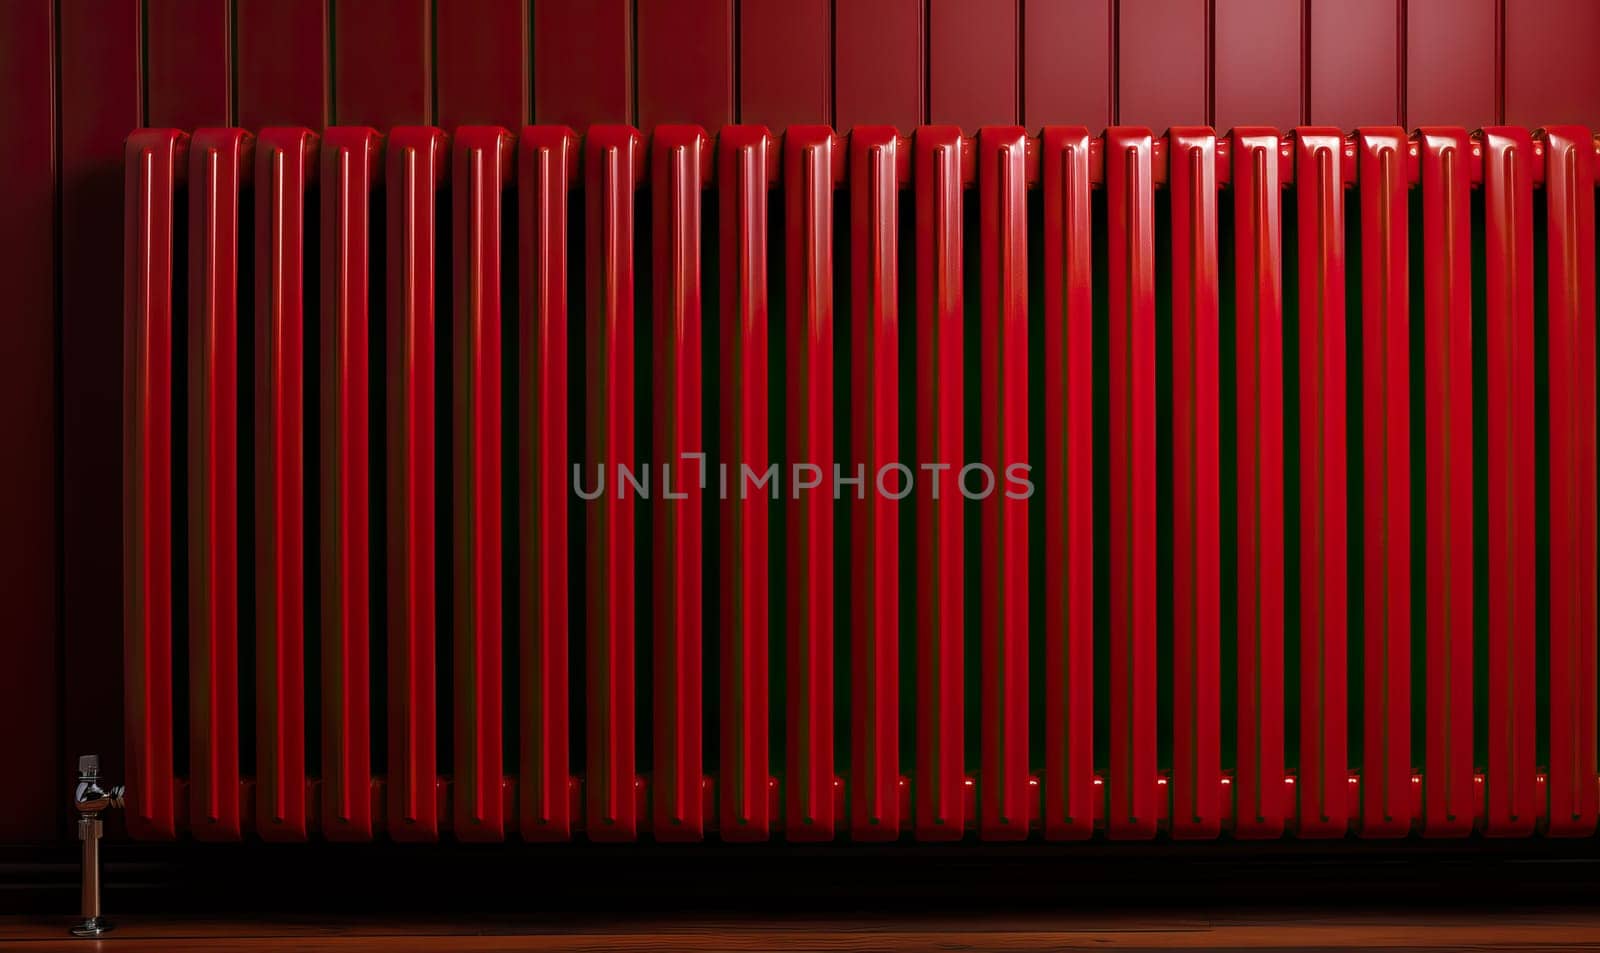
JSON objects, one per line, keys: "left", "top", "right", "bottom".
{"left": 4, "top": 911, "right": 1600, "bottom": 952}
{"left": 7, "top": 842, "right": 1600, "bottom": 950}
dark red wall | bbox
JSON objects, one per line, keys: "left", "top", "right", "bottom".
{"left": 2, "top": 0, "right": 1596, "bottom": 844}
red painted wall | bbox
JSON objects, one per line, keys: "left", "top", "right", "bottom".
{"left": 2, "top": 0, "right": 1595, "bottom": 843}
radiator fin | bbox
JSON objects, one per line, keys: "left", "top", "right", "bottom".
{"left": 1477, "top": 125, "right": 1539, "bottom": 838}
{"left": 782, "top": 125, "right": 838, "bottom": 842}
{"left": 518, "top": 126, "right": 577, "bottom": 841}
{"left": 124, "top": 128, "right": 187, "bottom": 842}
{"left": 912, "top": 126, "right": 967, "bottom": 841}
{"left": 450, "top": 126, "right": 512, "bottom": 841}
{"left": 1105, "top": 127, "right": 1158, "bottom": 840}
{"left": 1416, "top": 127, "right": 1476, "bottom": 838}
{"left": 978, "top": 126, "right": 1031, "bottom": 840}
{"left": 320, "top": 126, "right": 379, "bottom": 841}
{"left": 1228, "top": 128, "right": 1288, "bottom": 840}
{"left": 1168, "top": 126, "right": 1222, "bottom": 840}
{"left": 1041, "top": 126, "right": 1096, "bottom": 841}
{"left": 1292, "top": 127, "right": 1351, "bottom": 839}
{"left": 254, "top": 127, "right": 315, "bottom": 841}
{"left": 187, "top": 127, "right": 250, "bottom": 842}
{"left": 583, "top": 125, "right": 642, "bottom": 842}
{"left": 650, "top": 124, "right": 708, "bottom": 841}
{"left": 1539, "top": 125, "right": 1598, "bottom": 838}
{"left": 716, "top": 126, "right": 774, "bottom": 841}
{"left": 384, "top": 126, "right": 445, "bottom": 842}
{"left": 1354, "top": 126, "right": 1414, "bottom": 838}
{"left": 848, "top": 126, "right": 903, "bottom": 840}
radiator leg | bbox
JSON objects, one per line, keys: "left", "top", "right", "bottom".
{"left": 70, "top": 755, "right": 122, "bottom": 938}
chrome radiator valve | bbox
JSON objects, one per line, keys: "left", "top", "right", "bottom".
{"left": 70, "top": 755, "right": 123, "bottom": 937}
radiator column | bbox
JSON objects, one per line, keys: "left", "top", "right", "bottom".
{"left": 1354, "top": 126, "right": 1413, "bottom": 838}
{"left": 1041, "top": 126, "right": 1096, "bottom": 841}
{"left": 123, "top": 129, "right": 187, "bottom": 841}
{"left": 583, "top": 125, "right": 644, "bottom": 842}
{"left": 1477, "top": 126, "right": 1538, "bottom": 838}
{"left": 1539, "top": 125, "right": 1598, "bottom": 838}
{"left": 1415, "top": 127, "right": 1476, "bottom": 838}
{"left": 450, "top": 126, "right": 513, "bottom": 841}
{"left": 781, "top": 126, "right": 839, "bottom": 842}
{"left": 977, "top": 126, "right": 1032, "bottom": 840}
{"left": 254, "top": 126, "right": 316, "bottom": 841}
{"left": 716, "top": 125, "right": 774, "bottom": 841}
{"left": 1168, "top": 126, "right": 1222, "bottom": 840}
{"left": 848, "top": 126, "right": 903, "bottom": 840}
{"left": 518, "top": 125, "right": 578, "bottom": 841}
{"left": 1228, "top": 128, "right": 1288, "bottom": 840}
{"left": 1291, "top": 127, "right": 1351, "bottom": 839}
{"left": 384, "top": 126, "right": 446, "bottom": 842}
{"left": 1105, "top": 126, "right": 1157, "bottom": 841}
{"left": 187, "top": 127, "right": 251, "bottom": 842}
{"left": 650, "top": 125, "right": 708, "bottom": 841}
{"left": 912, "top": 126, "right": 967, "bottom": 841}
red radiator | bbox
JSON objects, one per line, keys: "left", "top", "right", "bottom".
{"left": 123, "top": 123, "right": 1600, "bottom": 842}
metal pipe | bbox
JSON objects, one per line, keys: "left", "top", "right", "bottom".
{"left": 71, "top": 755, "right": 122, "bottom": 937}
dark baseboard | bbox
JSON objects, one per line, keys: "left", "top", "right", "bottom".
{"left": 3, "top": 838, "right": 1598, "bottom": 915}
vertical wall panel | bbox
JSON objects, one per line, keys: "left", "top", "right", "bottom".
{"left": 740, "top": 0, "right": 830, "bottom": 131}
{"left": 519, "top": 127, "right": 577, "bottom": 841}
{"left": 321, "top": 128, "right": 380, "bottom": 842}
{"left": 1105, "top": 127, "right": 1158, "bottom": 841}
{"left": 1041, "top": 127, "right": 1094, "bottom": 841}
{"left": 716, "top": 127, "right": 774, "bottom": 840}
{"left": 0, "top": 0, "right": 59, "bottom": 841}
{"left": 1024, "top": 0, "right": 1112, "bottom": 130}
{"left": 1214, "top": 0, "right": 1301, "bottom": 133}
{"left": 1477, "top": 126, "right": 1536, "bottom": 838}
{"left": 238, "top": 0, "right": 328, "bottom": 130}
{"left": 1118, "top": 0, "right": 1207, "bottom": 131}
{"left": 913, "top": 127, "right": 966, "bottom": 841}
{"left": 534, "top": 0, "right": 632, "bottom": 127}
{"left": 65, "top": 0, "right": 141, "bottom": 832}
{"left": 836, "top": 0, "right": 923, "bottom": 133}
{"left": 930, "top": 0, "right": 1017, "bottom": 133}
{"left": 650, "top": 126, "right": 707, "bottom": 841}
{"left": 437, "top": 0, "right": 531, "bottom": 129}
{"left": 1309, "top": 0, "right": 1399, "bottom": 130}
{"left": 637, "top": 0, "right": 734, "bottom": 131}
{"left": 147, "top": 0, "right": 232, "bottom": 127}
{"left": 254, "top": 128, "right": 316, "bottom": 842}
{"left": 1406, "top": 0, "right": 1495, "bottom": 127}
{"left": 1354, "top": 128, "right": 1411, "bottom": 838}
{"left": 1292, "top": 128, "right": 1349, "bottom": 838}
{"left": 783, "top": 127, "right": 838, "bottom": 842}
{"left": 386, "top": 127, "right": 447, "bottom": 842}
{"left": 1505, "top": 0, "right": 1600, "bottom": 127}
{"left": 334, "top": 0, "right": 431, "bottom": 127}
